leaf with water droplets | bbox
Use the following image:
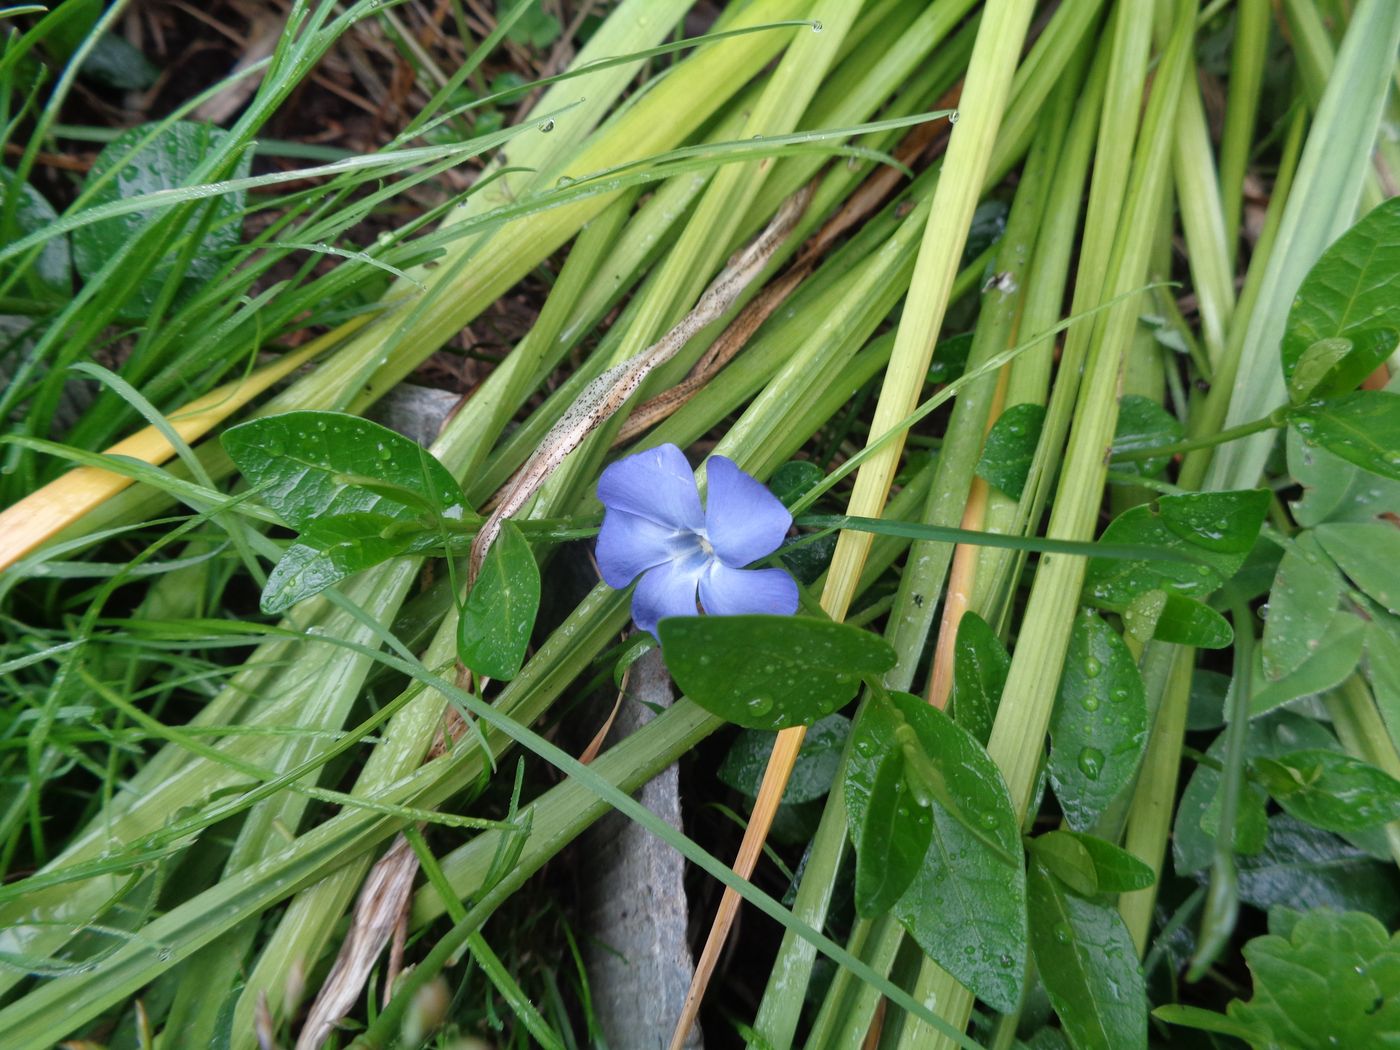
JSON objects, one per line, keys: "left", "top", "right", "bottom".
{"left": 1047, "top": 611, "right": 1147, "bottom": 832}
{"left": 222, "top": 411, "right": 469, "bottom": 530}
{"left": 1031, "top": 831, "right": 1156, "bottom": 897}
{"left": 658, "top": 615, "right": 894, "bottom": 730}
{"left": 1262, "top": 532, "right": 1344, "bottom": 682}
{"left": 1281, "top": 194, "right": 1400, "bottom": 386}
{"left": 1287, "top": 427, "right": 1400, "bottom": 527}
{"left": 854, "top": 746, "right": 932, "bottom": 919}
{"left": 1287, "top": 329, "right": 1397, "bottom": 403}
{"left": 1121, "top": 589, "right": 1233, "bottom": 649}
{"left": 717, "top": 714, "right": 849, "bottom": 803}
{"left": 1156, "top": 909, "right": 1400, "bottom": 1049}
{"left": 845, "top": 691, "right": 1026, "bottom": 1011}
{"left": 1110, "top": 395, "right": 1184, "bottom": 478}
{"left": 1314, "top": 522, "right": 1400, "bottom": 615}
{"left": 975, "top": 402, "right": 1046, "bottom": 499}
{"left": 260, "top": 512, "right": 423, "bottom": 614}
{"left": 1084, "top": 490, "right": 1269, "bottom": 608}
{"left": 950, "top": 610, "right": 1009, "bottom": 745}
{"left": 457, "top": 521, "right": 539, "bottom": 682}
{"left": 1250, "top": 612, "right": 1365, "bottom": 718}
{"left": 1028, "top": 860, "right": 1147, "bottom": 1050}
{"left": 72, "top": 120, "right": 252, "bottom": 318}
{"left": 1288, "top": 391, "right": 1400, "bottom": 482}
{"left": 1253, "top": 749, "right": 1400, "bottom": 834}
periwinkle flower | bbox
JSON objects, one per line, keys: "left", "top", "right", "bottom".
{"left": 596, "top": 443, "right": 799, "bottom": 637}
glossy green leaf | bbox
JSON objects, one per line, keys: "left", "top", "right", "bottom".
{"left": 72, "top": 121, "right": 252, "bottom": 315}
{"left": 926, "top": 331, "right": 973, "bottom": 384}
{"left": 1084, "top": 490, "right": 1269, "bottom": 608}
{"left": 1028, "top": 832, "right": 1098, "bottom": 896}
{"left": 1282, "top": 194, "right": 1400, "bottom": 384}
{"left": 1174, "top": 712, "right": 1338, "bottom": 875}
{"left": 845, "top": 692, "right": 1026, "bottom": 1012}
{"left": 854, "top": 747, "right": 932, "bottom": 919}
{"left": 1160, "top": 909, "right": 1400, "bottom": 1049}
{"left": 949, "top": 610, "right": 1009, "bottom": 745}
{"left": 1121, "top": 589, "right": 1233, "bottom": 649}
{"left": 1028, "top": 861, "right": 1146, "bottom": 1050}
{"left": 1188, "top": 669, "right": 1231, "bottom": 731}
{"left": 1315, "top": 522, "right": 1400, "bottom": 614}
{"left": 1287, "top": 329, "right": 1397, "bottom": 403}
{"left": 1249, "top": 612, "right": 1366, "bottom": 718}
{"left": 1110, "top": 394, "right": 1183, "bottom": 477}
{"left": 0, "top": 169, "right": 70, "bottom": 300}
{"left": 975, "top": 402, "right": 1046, "bottom": 499}
{"left": 457, "top": 522, "right": 540, "bottom": 682}
{"left": 1287, "top": 428, "right": 1400, "bottom": 527}
{"left": 1253, "top": 749, "right": 1400, "bottom": 834}
{"left": 659, "top": 616, "right": 895, "bottom": 730}
{"left": 1261, "top": 533, "right": 1343, "bottom": 682}
{"left": 1289, "top": 391, "right": 1400, "bottom": 482}
{"left": 1047, "top": 611, "right": 1147, "bottom": 832}
{"left": 1233, "top": 815, "right": 1400, "bottom": 923}
{"left": 768, "top": 459, "right": 826, "bottom": 508}
{"left": 222, "top": 411, "right": 469, "bottom": 530}
{"left": 717, "top": 714, "right": 849, "bottom": 804}
{"left": 261, "top": 512, "right": 420, "bottom": 614}
{"left": 1056, "top": 832, "right": 1155, "bottom": 893}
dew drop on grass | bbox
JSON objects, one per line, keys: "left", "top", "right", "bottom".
{"left": 810, "top": 20, "right": 823, "bottom": 32}
{"left": 947, "top": 110, "right": 960, "bottom": 124}
{"left": 538, "top": 119, "right": 555, "bottom": 133}
{"left": 1078, "top": 747, "right": 1104, "bottom": 780}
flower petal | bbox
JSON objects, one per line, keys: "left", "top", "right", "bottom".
{"left": 704, "top": 455, "right": 792, "bottom": 567}
{"left": 598, "top": 444, "right": 704, "bottom": 531}
{"left": 632, "top": 553, "right": 707, "bottom": 638}
{"left": 698, "top": 562, "right": 799, "bottom": 619}
{"left": 596, "top": 508, "right": 702, "bottom": 588}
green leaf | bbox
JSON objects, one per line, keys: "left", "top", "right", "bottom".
{"left": 1028, "top": 832, "right": 1099, "bottom": 896}
{"left": 1367, "top": 616, "right": 1400, "bottom": 752}
{"left": 1289, "top": 391, "right": 1400, "bottom": 482}
{"left": 457, "top": 522, "right": 540, "bottom": 682}
{"left": 1287, "top": 428, "right": 1400, "bottom": 527}
{"left": 1174, "top": 712, "right": 1339, "bottom": 875}
{"left": 1249, "top": 612, "right": 1366, "bottom": 718}
{"left": 1187, "top": 668, "right": 1231, "bottom": 731}
{"left": 717, "top": 714, "right": 849, "bottom": 804}
{"left": 1053, "top": 831, "right": 1155, "bottom": 893}
{"left": 949, "top": 610, "right": 1009, "bottom": 745}
{"left": 1028, "top": 861, "right": 1146, "bottom": 1050}
{"left": 768, "top": 460, "right": 826, "bottom": 508}
{"left": 1084, "top": 490, "right": 1269, "bottom": 608}
{"left": 1169, "top": 909, "right": 1400, "bottom": 1049}
{"left": 222, "top": 411, "right": 469, "bottom": 530}
{"left": 1121, "top": 589, "right": 1233, "bottom": 649}
{"left": 1287, "top": 329, "right": 1397, "bottom": 403}
{"left": 1282, "top": 194, "right": 1400, "bottom": 385}
{"left": 1234, "top": 815, "right": 1400, "bottom": 923}
{"left": 1315, "top": 522, "right": 1400, "bottom": 614}
{"left": 1200, "top": 779, "right": 1270, "bottom": 856}
{"left": 854, "top": 747, "right": 932, "bottom": 919}
{"left": 1261, "top": 532, "right": 1344, "bottom": 682}
{"left": 1253, "top": 750, "right": 1400, "bottom": 834}
{"left": 845, "top": 691, "right": 1026, "bottom": 1012}
{"left": 927, "top": 331, "right": 973, "bottom": 384}
{"left": 1110, "top": 394, "right": 1184, "bottom": 477}
{"left": 260, "top": 512, "right": 419, "bottom": 614}
{"left": 975, "top": 403, "right": 1045, "bottom": 499}
{"left": 0, "top": 168, "right": 70, "bottom": 300}
{"left": 658, "top": 616, "right": 895, "bottom": 730}
{"left": 1047, "top": 611, "right": 1147, "bottom": 832}
{"left": 71, "top": 121, "right": 252, "bottom": 316}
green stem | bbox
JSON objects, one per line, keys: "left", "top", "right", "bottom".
{"left": 1111, "top": 408, "right": 1286, "bottom": 462}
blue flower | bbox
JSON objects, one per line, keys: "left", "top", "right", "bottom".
{"left": 596, "top": 443, "right": 799, "bottom": 637}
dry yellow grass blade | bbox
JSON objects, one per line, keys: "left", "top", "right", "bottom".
{"left": 0, "top": 318, "right": 367, "bottom": 571}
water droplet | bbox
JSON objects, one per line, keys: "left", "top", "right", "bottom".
{"left": 315, "top": 419, "right": 328, "bottom": 432}
{"left": 979, "top": 812, "right": 999, "bottom": 830}
{"left": 1258, "top": 603, "right": 1270, "bottom": 621}
{"left": 1111, "top": 687, "right": 1130, "bottom": 703}
{"left": 810, "top": 19, "right": 823, "bottom": 32}
{"left": 557, "top": 175, "right": 574, "bottom": 187}
{"left": 1054, "top": 922, "right": 1072, "bottom": 944}
{"left": 1083, "top": 656, "right": 1102, "bottom": 679}
{"left": 947, "top": 110, "right": 960, "bottom": 124}
{"left": 698, "top": 654, "right": 712, "bottom": 666}
{"left": 538, "top": 119, "right": 555, "bottom": 133}
{"left": 1081, "top": 694, "right": 1100, "bottom": 712}
{"left": 1078, "top": 747, "right": 1104, "bottom": 780}
{"left": 376, "top": 444, "right": 392, "bottom": 461}
{"left": 747, "top": 695, "right": 774, "bottom": 716}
